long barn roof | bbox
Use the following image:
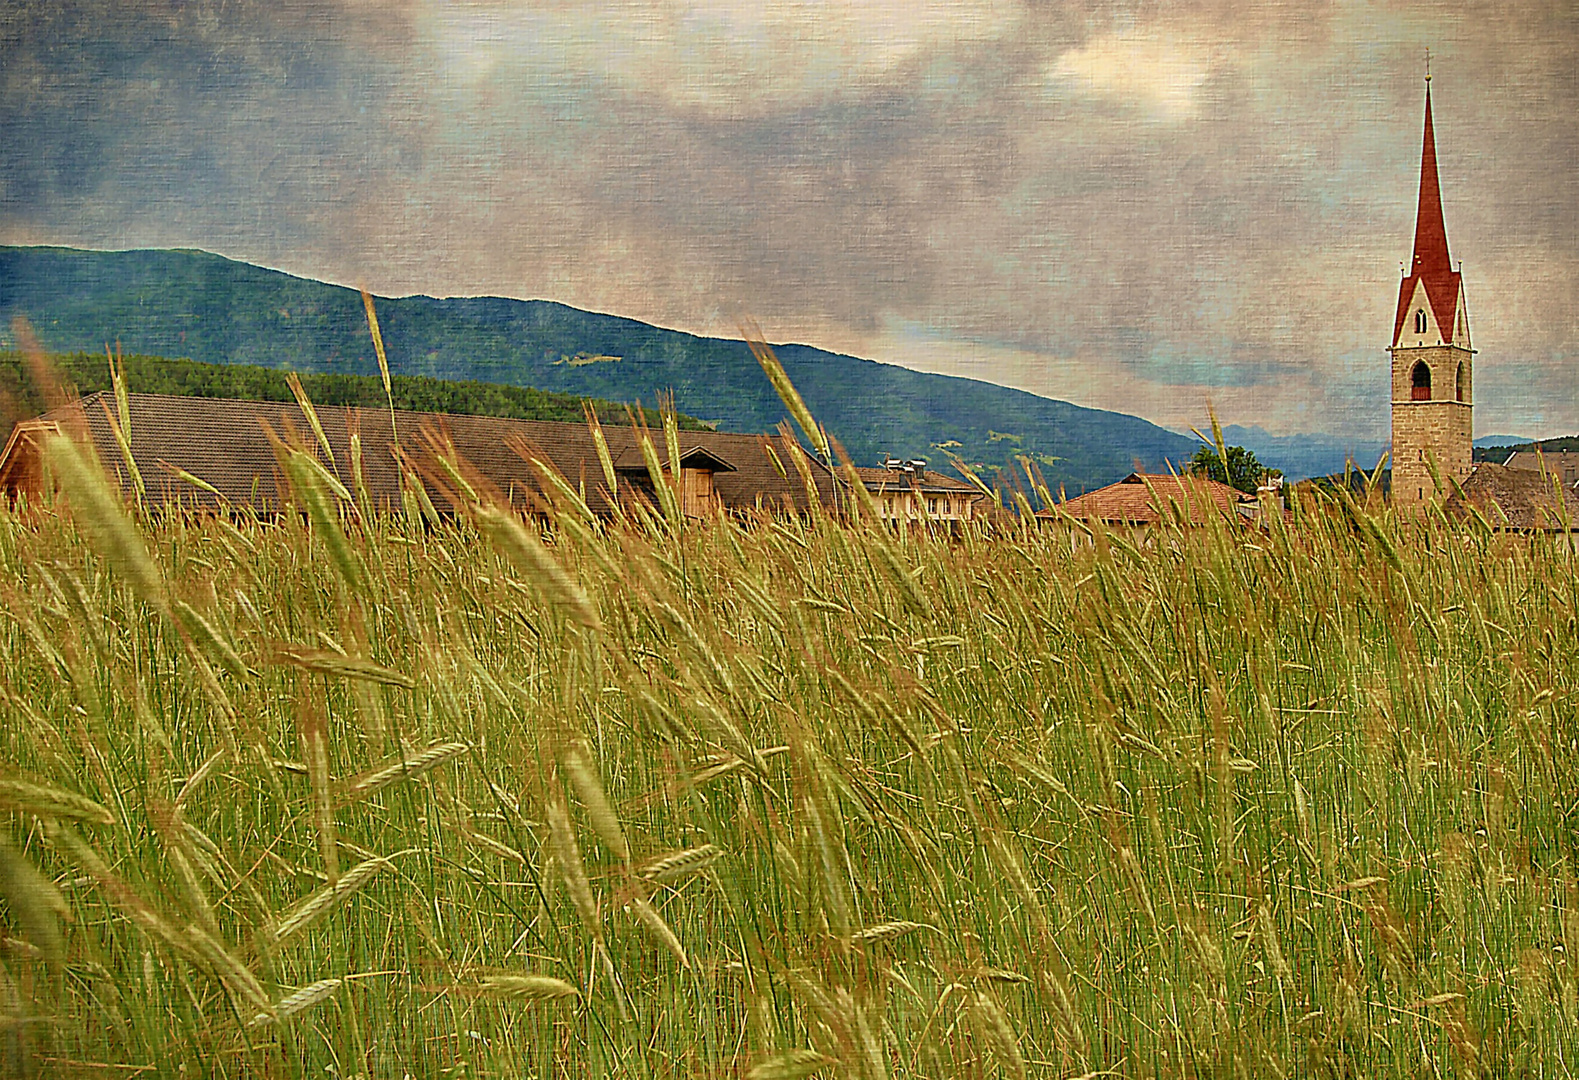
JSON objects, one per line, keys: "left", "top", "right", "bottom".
{"left": 0, "top": 392, "right": 838, "bottom": 515}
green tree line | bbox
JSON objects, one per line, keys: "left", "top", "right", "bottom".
{"left": 1, "top": 352, "right": 706, "bottom": 445}
{"left": 1188, "top": 442, "right": 1280, "bottom": 494}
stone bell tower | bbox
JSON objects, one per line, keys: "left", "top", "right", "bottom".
{"left": 1389, "top": 76, "right": 1473, "bottom": 507}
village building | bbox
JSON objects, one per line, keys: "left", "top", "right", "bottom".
{"left": 852, "top": 458, "right": 982, "bottom": 525}
{"left": 1037, "top": 471, "right": 1256, "bottom": 529}
{"left": 1444, "top": 461, "right": 1579, "bottom": 532}
{"left": 1500, "top": 450, "right": 1579, "bottom": 490}
{"left": 0, "top": 392, "right": 839, "bottom": 517}
{"left": 0, "top": 391, "right": 993, "bottom": 525}
{"left": 1389, "top": 76, "right": 1474, "bottom": 508}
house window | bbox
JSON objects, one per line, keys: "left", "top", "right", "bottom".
{"left": 1411, "top": 360, "right": 1431, "bottom": 401}
{"left": 1415, "top": 309, "right": 1427, "bottom": 334}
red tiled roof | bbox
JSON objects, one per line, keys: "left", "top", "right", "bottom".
{"left": 4, "top": 392, "right": 836, "bottom": 515}
{"left": 1392, "top": 86, "right": 1462, "bottom": 347}
{"left": 1040, "top": 472, "right": 1250, "bottom": 526}
{"left": 851, "top": 466, "right": 978, "bottom": 496}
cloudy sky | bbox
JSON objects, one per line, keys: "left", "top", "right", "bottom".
{"left": 3, "top": 1, "right": 1575, "bottom": 439}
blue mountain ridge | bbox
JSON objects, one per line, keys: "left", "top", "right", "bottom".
{"left": 1218, "top": 425, "right": 1388, "bottom": 483}
{"left": 6, "top": 245, "right": 1233, "bottom": 491}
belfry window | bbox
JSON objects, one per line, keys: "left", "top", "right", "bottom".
{"left": 1415, "top": 309, "right": 1427, "bottom": 334}
{"left": 1456, "top": 361, "right": 1465, "bottom": 402}
{"left": 1411, "top": 361, "right": 1431, "bottom": 401}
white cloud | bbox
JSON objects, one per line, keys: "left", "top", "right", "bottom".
{"left": 1049, "top": 30, "right": 1229, "bottom": 121}
{"left": 856, "top": 319, "right": 1340, "bottom": 437}
{"left": 421, "top": 0, "right": 1020, "bottom": 113}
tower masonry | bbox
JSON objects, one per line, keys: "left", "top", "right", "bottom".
{"left": 1390, "top": 79, "right": 1473, "bottom": 507}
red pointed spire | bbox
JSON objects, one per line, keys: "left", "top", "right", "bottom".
{"left": 1411, "top": 85, "right": 1452, "bottom": 275}
{"left": 1392, "top": 80, "right": 1463, "bottom": 347}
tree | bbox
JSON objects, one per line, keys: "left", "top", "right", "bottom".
{"left": 1189, "top": 444, "right": 1276, "bottom": 495}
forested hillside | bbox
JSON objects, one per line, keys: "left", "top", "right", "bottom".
{"left": 2, "top": 246, "right": 1199, "bottom": 491}
{"left": 1474, "top": 436, "right": 1579, "bottom": 460}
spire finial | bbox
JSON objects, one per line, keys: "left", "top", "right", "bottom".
{"left": 1424, "top": 47, "right": 1432, "bottom": 82}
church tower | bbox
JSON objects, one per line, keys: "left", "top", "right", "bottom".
{"left": 1390, "top": 76, "right": 1473, "bottom": 507}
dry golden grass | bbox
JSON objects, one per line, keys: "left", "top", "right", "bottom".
{"left": 0, "top": 418, "right": 1576, "bottom": 1078}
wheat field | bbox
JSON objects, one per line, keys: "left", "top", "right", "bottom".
{"left": 0, "top": 427, "right": 1576, "bottom": 1078}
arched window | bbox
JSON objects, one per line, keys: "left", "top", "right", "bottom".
{"left": 1411, "top": 361, "right": 1431, "bottom": 400}
{"left": 1415, "top": 309, "right": 1427, "bottom": 334}
{"left": 1456, "top": 361, "right": 1465, "bottom": 402}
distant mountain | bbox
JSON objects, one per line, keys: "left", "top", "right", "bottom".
{"left": 0, "top": 246, "right": 1197, "bottom": 492}
{"left": 1473, "top": 435, "right": 1579, "bottom": 462}
{"left": 1219, "top": 429, "right": 1567, "bottom": 479}
{"left": 1219, "top": 425, "right": 1387, "bottom": 483}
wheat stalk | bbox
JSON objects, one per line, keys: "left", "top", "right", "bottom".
{"left": 638, "top": 843, "right": 722, "bottom": 884}
{"left": 746, "top": 1049, "right": 839, "bottom": 1080}
{"left": 338, "top": 741, "right": 468, "bottom": 804}
{"left": 741, "top": 322, "right": 829, "bottom": 463}
{"left": 465, "top": 829, "right": 527, "bottom": 864}
{"left": 562, "top": 741, "right": 629, "bottom": 863}
{"left": 625, "top": 894, "right": 689, "bottom": 969}
{"left": 276, "top": 446, "right": 365, "bottom": 595}
{"left": 973, "top": 989, "right": 1027, "bottom": 1080}
{"left": 848, "top": 920, "right": 932, "bottom": 944}
{"left": 285, "top": 372, "right": 337, "bottom": 473}
{"left": 584, "top": 401, "right": 618, "bottom": 499}
{"left": 0, "top": 834, "right": 67, "bottom": 966}
{"left": 41, "top": 433, "right": 167, "bottom": 614}
{"left": 300, "top": 705, "right": 338, "bottom": 885}
{"left": 97, "top": 397, "right": 144, "bottom": 505}
{"left": 474, "top": 503, "right": 602, "bottom": 632}
{"left": 545, "top": 787, "right": 599, "bottom": 933}
{"left": 0, "top": 778, "right": 114, "bottom": 825}
{"left": 360, "top": 288, "right": 398, "bottom": 452}
{"left": 249, "top": 978, "right": 343, "bottom": 1026}
{"left": 174, "top": 748, "right": 229, "bottom": 809}
{"left": 173, "top": 599, "right": 249, "bottom": 680}
{"left": 44, "top": 821, "right": 198, "bottom": 965}
{"left": 267, "top": 857, "right": 392, "bottom": 949}
{"left": 273, "top": 645, "right": 416, "bottom": 689}
{"left": 475, "top": 974, "right": 581, "bottom": 1002}
{"left": 184, "top": 923, "right": 270, "bottom": 1011}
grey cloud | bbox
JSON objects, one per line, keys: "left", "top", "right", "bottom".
{"left": 2, "top": 0, "right": 1576, "bottom": 439}
{"left": 1, "top": 1, "right": 415, "bottom": 242}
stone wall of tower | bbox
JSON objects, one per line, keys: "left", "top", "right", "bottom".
{"left": 1391, "top": 341, "right": 1473, "bottom": 507}
{"left": 1390, "top": 343, "right": 1473, "bottom": 405}
{"left": 1391, "top": 402, "right": 1472, "bottom": 507}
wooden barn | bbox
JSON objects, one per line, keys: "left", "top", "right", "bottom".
{"left": 0, "top": 392, "right": 839, "bottom": 518}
